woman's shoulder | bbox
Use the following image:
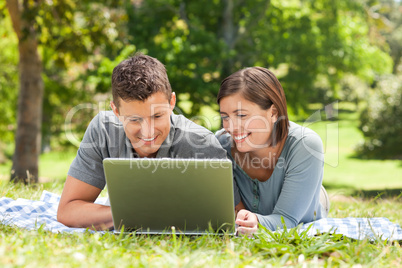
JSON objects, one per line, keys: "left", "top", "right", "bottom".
{"left": 286, "top": 121, "right": 323, "bottom": 152}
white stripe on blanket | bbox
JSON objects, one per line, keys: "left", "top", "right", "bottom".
{"left": 1, "top": 191, "right": 402, "bottom": 240}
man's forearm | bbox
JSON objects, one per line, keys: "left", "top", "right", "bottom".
{"left": 57, "top": 200, "right": 113, "bottom": 230}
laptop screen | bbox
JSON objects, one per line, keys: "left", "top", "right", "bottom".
{"left": 103, "top": 158, "right": 235, "bottom": 234}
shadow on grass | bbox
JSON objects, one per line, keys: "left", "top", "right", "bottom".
{"left": 324, "top": 184, "right": 402, "bottom": 200}
{"left": 351, "top": 188, "right": 402, "bottom": 200}
{"left": 323, "top": 183, "right": 357, "bottom": 191}
{"left": 347, "top": 150, "right": 402, "bottom": 161}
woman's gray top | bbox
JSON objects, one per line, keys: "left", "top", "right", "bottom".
{"left": 216, "top": 121, "right": 325, "bottom": 230}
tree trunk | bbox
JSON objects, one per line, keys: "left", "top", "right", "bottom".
{"left": 7, "top": 0, "right": 43, "bottom": 183}
{"left": 221, "top": 0, "right": 236, "bottom": 78}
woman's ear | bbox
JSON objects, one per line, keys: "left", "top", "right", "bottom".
{"left": 271, "top": 105, "right": 279, "bottom": 123}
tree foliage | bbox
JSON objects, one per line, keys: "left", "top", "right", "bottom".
{"left": 114, "top": 0, "right": 393, "bottom": 116}
{"left": 365, "top": 0, "right": 402, "bottom": 74}
{"left": 0, "top": 6, "right": 18, "bottom": 145}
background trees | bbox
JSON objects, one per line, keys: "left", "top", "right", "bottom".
{"left": 119, "top": 0, "right": 392, "bottom": 115}
{"left": 357, "top": 75, "right": 401, "bottom": 159}
{"left": 0, "top": 0, "right": 400, "bottom": 183}
{"left": 3, "top": 0, "right": 125, "bottom": 182}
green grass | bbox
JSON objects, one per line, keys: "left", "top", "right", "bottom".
{"left": 0, "top": 150, "right": 76, "bottom": 182}
{"left": 293, "top": 102, "right": 402, "bottom": 196}
{"left": 0, "top": 180, "right": 401, "bottom": 267}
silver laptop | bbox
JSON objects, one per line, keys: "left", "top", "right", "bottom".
{"left": 103, "top": 158, "right": 235, "bottom": 235}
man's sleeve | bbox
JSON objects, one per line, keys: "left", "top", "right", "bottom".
{"left": 67, "top": 114, "right": 108, "bottom": 189}
{"left": 191, "top": 133, "right": 228, "bottom": 159}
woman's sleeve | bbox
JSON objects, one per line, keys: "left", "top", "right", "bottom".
{"left": 233, "top": 176, "right": 241, "bottom": 206}
{"left": 255, "top": 132, "right": 324, "bottom": 230}
{"left": 215, "top": 130, "right": 241, "bottom": 207}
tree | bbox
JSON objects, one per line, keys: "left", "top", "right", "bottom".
{"left": 5, "top": 0, "right": 127, "bottom": 183}
{"left": 6, "top": 0, "right": 44, "bottom": 183}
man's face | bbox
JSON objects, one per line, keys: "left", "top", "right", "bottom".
{"left": 111, "top": 92, "right": 176, "bottom": 158}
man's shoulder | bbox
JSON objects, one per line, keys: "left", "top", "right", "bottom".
{"left": 82, "top": 111, "right": 124, "bottom": 148}
{"left": 171, "top": 113, "right": 214, "bottom": 138}
{"left": 215, "top": 129, "right": 231, "bottom": 151}
{"left": 86, "top": 111, "right": 122, "bottom": 130}
{"left": 96, "top": 110, "right": 120, "bottom": 124}
{"left": 169, "top": 114, "right": 226, "bottom": 158}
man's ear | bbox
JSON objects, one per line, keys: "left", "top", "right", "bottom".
{"left": 270, "top": 105, "right": 279, "bottom": 123}
{"left": 110, "top": 101, "right": 120, "bottom": 117}
{"left": 169, "top": 92, "right": 176, "bottom": 111}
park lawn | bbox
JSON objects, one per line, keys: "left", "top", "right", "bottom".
{"left": 0, "top": 150, "right": 77, "bottom": 182}
{"left": 0, "top": 180, "right": 401, "bottom": 267}
{"left": 294, "top": 103, "right": 402, "bottom": 196}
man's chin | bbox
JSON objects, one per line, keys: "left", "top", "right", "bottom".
{"left": 134, "top": 147, "right": 160, "bottom": 158}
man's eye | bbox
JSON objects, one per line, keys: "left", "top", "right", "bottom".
{"left": 128, "top": 118, "right": 141, "bottom": 123}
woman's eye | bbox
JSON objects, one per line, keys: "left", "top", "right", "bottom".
{"left": 221, "top": 116, "right": 229, "bottom": 121}
{"left": 237, "top": 114, "right": 247, "bottom": 118}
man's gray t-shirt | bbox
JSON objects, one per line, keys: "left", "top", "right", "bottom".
{"left": 216, "top": 121, "right": 325, "bottom": 230}
{"left": 68, "top": 111, "right": 227, "bottom": 189}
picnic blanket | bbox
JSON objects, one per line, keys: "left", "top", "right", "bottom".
{"left": 1, "top": 191, "right": 402, "bottom": 241}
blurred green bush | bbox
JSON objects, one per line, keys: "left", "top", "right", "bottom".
{"left": 356, "top": 75, "right": 402, "bottom": 159}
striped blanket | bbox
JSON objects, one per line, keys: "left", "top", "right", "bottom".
{"left": 1, "top": 191, "right": 401, "bottom": 240}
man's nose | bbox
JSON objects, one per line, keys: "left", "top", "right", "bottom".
{"left": 140, "top": 119, "right": 155, "bottom": 137}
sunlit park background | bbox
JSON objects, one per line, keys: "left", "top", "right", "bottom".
{"left": 0, "top": 0, "right": 402, "bottom": 266}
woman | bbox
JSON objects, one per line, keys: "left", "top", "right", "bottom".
{"left": 216, "top": 67, "right": 330, "bottom": 235}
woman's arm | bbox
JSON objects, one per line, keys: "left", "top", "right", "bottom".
{"left": 235, "top": 201, "right": 245, "bottom": 216}
{"left": 236, "top": 131, "right": 324, "bottom": 234}
{"left": 256, "top": 132, "right": 324, "bottom": 231}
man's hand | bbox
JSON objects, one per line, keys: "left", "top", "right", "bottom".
{"left": 235, "top": 209, "right": 258, "bottom": 236}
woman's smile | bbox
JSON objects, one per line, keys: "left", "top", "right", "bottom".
{"left": 233, "top": 133, "right": 250, "bottom": 142}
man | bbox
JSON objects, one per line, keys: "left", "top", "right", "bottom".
{"left": 57, "top": 54, "right": 227, "bottom": 230}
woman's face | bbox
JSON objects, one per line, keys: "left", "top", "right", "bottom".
{"left": 219, "top": 92, "right": 278, "bottom": 153}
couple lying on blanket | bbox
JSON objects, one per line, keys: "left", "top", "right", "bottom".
{"left": 57, "top": 54, "right": 330, "bottom": 235}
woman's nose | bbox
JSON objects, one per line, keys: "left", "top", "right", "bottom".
{"left": 224, "top": 117, "right": 241, "bottom": 133}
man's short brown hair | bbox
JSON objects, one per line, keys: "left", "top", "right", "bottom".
{"left": 112, "top": 54, "right": 172, "bottom": 108}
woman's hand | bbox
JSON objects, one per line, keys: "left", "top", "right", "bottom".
{"left": 236, "top": 209, "right": 258, "bottom": 236}
{"left": 235, "top": 201, "right": 246, "bottom": 216}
